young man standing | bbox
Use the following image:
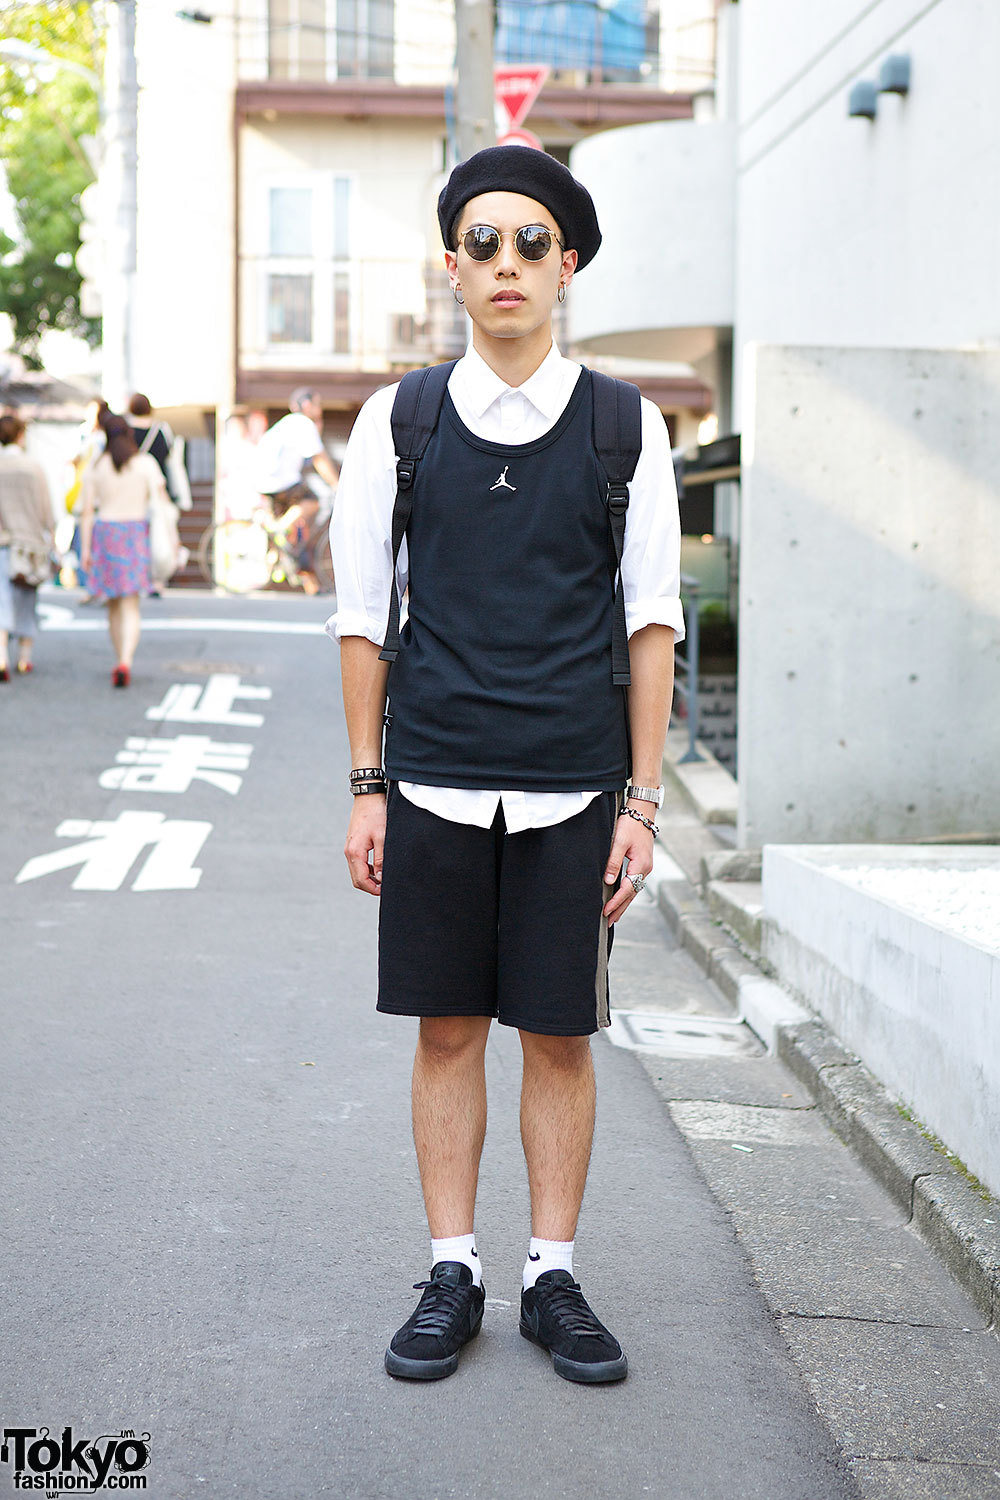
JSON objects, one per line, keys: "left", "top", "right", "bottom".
{"left": 330, "top": 146, "right": 683, "bottom": 1384}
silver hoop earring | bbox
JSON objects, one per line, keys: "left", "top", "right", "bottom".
{"left": 557, "top": 283, "right": 567, "bottom": 304}
{"left": 453, "top": 286, "right": 465, "bottom": 305}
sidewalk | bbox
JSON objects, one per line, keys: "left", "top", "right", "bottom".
{"left": 613, "top": 763, "right": 1000, "bottom": 1498}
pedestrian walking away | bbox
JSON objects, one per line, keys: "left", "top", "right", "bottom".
{"left": 256, "top": 389, "right": 340, "bottom": 594}
{"left": 0, "top": 413, "right": 56, "bottom": 680}
{"left": 79, "top": 414, "right": 168, "bottom": 688}
{"left": 330, "top": 145, "right": 685, "bottom": 1386}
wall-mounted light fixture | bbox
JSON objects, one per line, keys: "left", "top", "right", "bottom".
{"left": 878, "top": 54, "right": 911, "bottom": 96}
{"left": 848, "top": 80, "right": 878, "bottom": 120}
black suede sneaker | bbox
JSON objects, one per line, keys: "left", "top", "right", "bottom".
{"left": 520, "top": 1269, "right": 628, "bottom": 1383}
{"left": 384, "top": 1261, "right": 485, "bottom": 1380}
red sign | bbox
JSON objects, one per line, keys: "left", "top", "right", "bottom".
{"left": 496, "top": 128, "right": 544, "bottom": 151}
{"left": 494, "top": 64, "right": 549, "bottom": 134}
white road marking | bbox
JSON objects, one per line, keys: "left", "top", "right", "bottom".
{"left": 38, "top": 604, "right": 325, "bottom": 636}
{"left": 99, "top": 736, "right": 253, "bottom": 795}
{"left": 147, "top": 675, "right": 271, "bottom": 727}
{"left": 16, "top": 811, "right": 212, "bottom": 892}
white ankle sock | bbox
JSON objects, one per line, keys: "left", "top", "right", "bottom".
{"left": 431, "top": 1233, "right": 482, "bottom": 1287}
{"left": 523, "top": 1236, "right": 574, "bottom": 1290}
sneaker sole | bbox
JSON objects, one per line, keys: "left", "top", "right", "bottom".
{"left": 519, "top": 1321, "right": 628, "bottom": 1384}
{"left": 384, "top": 1309, "right": 482, "bottom": 1381}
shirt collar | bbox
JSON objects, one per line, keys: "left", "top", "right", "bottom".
{"left": 455, "top": 341, "right": 571, "bottom": 423}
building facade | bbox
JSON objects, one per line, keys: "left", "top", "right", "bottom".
{"left": 569, "top": 0, "right": 1000, "bottom": 843}
{"left": 129, "top": 0, "right": 717, "bottom": 474}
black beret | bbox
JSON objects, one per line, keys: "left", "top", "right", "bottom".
{"left": 438, "top": 145, "right": 602, "bottom": 272}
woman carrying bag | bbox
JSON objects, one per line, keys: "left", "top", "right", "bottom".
{"left": 79, "top": 414, "right": 172, "bottom": 687}
{"left": 0, "top": 413, "right": 56, "bottom": 680}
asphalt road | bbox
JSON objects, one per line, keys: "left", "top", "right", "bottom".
{"left": 1, "top": 590, "right": 857, "bottom": 1500}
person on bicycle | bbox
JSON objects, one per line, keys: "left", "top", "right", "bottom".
{"left": 256, "top": 389, "right": 339, "bottom": 593}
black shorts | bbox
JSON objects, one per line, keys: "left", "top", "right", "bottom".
{"left": 264, "top": 482, "right": 314, "bottom": 518}
{"left": 377, "top": 784, "right": 619, "bottom": 1037}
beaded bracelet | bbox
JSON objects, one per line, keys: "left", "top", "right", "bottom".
{"left": 619, "top": 806, "right": 659, "bottom": 837}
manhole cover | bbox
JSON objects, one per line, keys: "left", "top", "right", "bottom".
{"left": 161, "top": 661, "right": 261, "bottom": 675}
{"left": 607, "top": 1009, "right": 763, "bottom": 1059}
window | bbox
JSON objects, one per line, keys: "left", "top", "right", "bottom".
{"left": 333, "top": 271, "right": 351, "bottom": 353}
{"left": 257, "top": 175, "right": 354, "bottom": 355}
{"left": 268, "top": 0, "right": 327, "bottom": 82}
{"left": 335, "top": 0, "right": 393, "bottom": 80}
{"left": 269, "top": 187, "right": 313, "bottom": 257}
{"left": 332, "top": 176, "right": 351, "bottom": 260}
{"left": 268, "top": 274, "right": 313, "bottom": 343}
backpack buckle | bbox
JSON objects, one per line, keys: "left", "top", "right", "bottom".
{"left": 607, "top": 480, "right": 629, "bottom": 516}
{"left": 396, "top": 457, "right": 416, "bottom": 489}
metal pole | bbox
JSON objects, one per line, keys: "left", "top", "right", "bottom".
{"left": 454, "top": 0, "right": 495, "bottom": 161}
{"left": 102, "top": 0, "right": 137, "bottom": 408}
{"left": 678, "top": 577, "right": 705, "bottom": 764}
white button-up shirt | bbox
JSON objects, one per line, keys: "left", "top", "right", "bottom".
{"left": 328, "top": 342, "right": 685, "bottom": 832}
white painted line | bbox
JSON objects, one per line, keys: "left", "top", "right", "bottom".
{"left": 16, "top": 811, "right": 212, "bottom": 891}
{"left": 146, "top": 676, "right": 272, "bottom": 727}
{"left": 39, "top": 605, "right": 326, "bottom": 636}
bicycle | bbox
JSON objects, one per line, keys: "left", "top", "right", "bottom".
{"left": 197, "top": 503, "right": 335, "bottom": 596}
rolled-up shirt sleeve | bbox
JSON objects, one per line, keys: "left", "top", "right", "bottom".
{"left": 622, "top": 397, "right": 686, "bottom": 644}
{"left": 327, "top": 383, "right": 405, "bottom": 644}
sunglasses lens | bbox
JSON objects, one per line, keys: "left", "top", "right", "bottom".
{"left": 515, "top": 226, "right": 553, "bottom": 260}
{"left": 463, "top": 226, "right": 501, "bottom": 261}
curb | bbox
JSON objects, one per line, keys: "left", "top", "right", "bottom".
{"left": 654, "top": 866, "right": 1000, "bottom": 1332}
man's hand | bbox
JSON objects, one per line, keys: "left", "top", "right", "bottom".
{"left": 345, "top": 793, "right": 386, "bottom": 895}
{"left": 602, "top": 813, "right": 654, "bottom": 926}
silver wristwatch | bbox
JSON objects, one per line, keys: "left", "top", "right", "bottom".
{"left": 625, "top": 784, "right": 664, "bottom": 808}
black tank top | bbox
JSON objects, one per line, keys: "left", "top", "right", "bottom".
{"left": 384, "top": 368, "right": 628, "bottom": 791}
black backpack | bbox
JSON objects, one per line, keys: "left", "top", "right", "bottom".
{"left": 379, "top": 360, "right": 642, "bottom": 686}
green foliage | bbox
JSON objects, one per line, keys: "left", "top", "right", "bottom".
{"left": 0, "top": 2, "right": 101, "bottom": 366}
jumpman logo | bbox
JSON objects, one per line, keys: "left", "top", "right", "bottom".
{"left": 490, "top": 466, "right": 517, "bottom": 492}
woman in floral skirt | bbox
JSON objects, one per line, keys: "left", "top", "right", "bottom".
{"left": 80, "top": 414, "right": 167, "bottom": 687}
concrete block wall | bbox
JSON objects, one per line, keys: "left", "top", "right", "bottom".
{"left": 763, "top": 845, "right": 1000, "bottom": 1200}
{"left": 737, "top": 344, "right": 1000, "bottom": 849}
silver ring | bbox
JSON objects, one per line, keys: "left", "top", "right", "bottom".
{"left": 629, "top": 872, "right": 645, "bottom": 894}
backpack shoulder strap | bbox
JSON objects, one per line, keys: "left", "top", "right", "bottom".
{"left": 379, "top": 360, "right": 457, "bottom": 663}
{"left": 590, "top": 370, "right": 642, "bottom": 686}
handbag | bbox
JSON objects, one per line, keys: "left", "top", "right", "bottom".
{"left": 9, "top": 541, "right": 51, "bottom": 587}
{"left": 148, "top": 489, "right": 182, "bottom": 584}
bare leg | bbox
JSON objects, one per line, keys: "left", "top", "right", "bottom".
{"left": 412, "top": 1015, "right": 492, "bottom": 1238}
{"left": 519, "top": 1032, "right": 596, "bottom": 1242}
{"left": 17, "top": 636, "right": 32, "bottom": 668}
{"left": 107, "top": 598, "right": 124, "bottom": 660}
{"left": 0, "top": 629, "right": 8, "bottom": 672}
{"left": 117, "top": 595, "right": 142, "bottom": 666}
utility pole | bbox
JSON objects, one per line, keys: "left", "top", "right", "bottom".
{"left": 454, "top": 0, "right": 495, "bottom": 161}
{"left": 102, "top": 0, "right": 137, "bottom": 408}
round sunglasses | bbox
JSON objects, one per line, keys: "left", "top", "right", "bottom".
{"left": 460, "top": 223, "right": 565, "bottom": 263}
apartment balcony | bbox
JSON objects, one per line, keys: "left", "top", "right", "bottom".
{"left": 569, "top": 119, "right": 736, "bottom": 366}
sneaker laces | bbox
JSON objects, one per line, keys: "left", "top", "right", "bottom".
{"left": 409, "top": 1280, "right": 473, "bottom": 1335}
{"left": 533, "top": 1279, "right": 606, "bottom": 1338}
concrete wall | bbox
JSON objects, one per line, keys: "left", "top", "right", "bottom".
{"left": 735, "top": 0, "right": 1000, "bottom": 419}
{"left": 763, "top": 845, "right": 1000, "bottom": 1200}
{"left": 569, "top": 119, "right": 736, "bottom": 366}
{"left": 737, "top": 343, "right": 1000, "bottom": 848}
